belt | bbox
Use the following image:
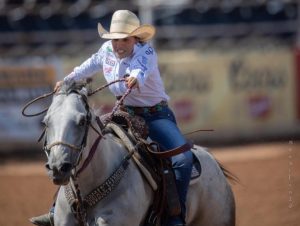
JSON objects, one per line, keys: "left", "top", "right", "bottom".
{"left": 120, "top": 101, "right": 168, "bottom": 115}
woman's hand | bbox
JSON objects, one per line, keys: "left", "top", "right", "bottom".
{"left": 54, "top": 81, "right": 63, "bottom": 92}
{"left": 125, "top": 77, "right": 139, "bottom": 89}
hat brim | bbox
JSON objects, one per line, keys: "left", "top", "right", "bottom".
{"left": 98, "top": 23, "right": 155, "bottom": 42}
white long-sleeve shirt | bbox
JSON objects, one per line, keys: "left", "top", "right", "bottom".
{"left": 64, "top": 40, "right": 169, "bottom": 107}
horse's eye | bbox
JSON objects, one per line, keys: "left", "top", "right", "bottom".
{"left": 78, "top": 118, "right": 86, "bottom": 127}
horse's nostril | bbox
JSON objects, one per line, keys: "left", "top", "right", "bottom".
{"left": 45, "top": 163, "right": 51, "bottom": 171}
{"left": 60, "top": 163, "right": 73, "bottom": 173}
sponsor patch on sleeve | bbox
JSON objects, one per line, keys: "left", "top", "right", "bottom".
{"left": 132, "top": 55, "right": 148, "bottom": 72}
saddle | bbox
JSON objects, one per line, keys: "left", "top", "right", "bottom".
{"left": 100, "top": 110, "right": 149, "bottom": 139}
{"left": 101, "top": 110, "right": 202, "bottom": 226}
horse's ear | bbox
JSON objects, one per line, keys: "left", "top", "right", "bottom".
{"left": 80, "top": 87, "right": 88, "bottom": 97}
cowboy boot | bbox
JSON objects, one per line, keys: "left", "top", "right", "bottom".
{"left": 29, "top": 212, "right": 54, "bottom": 226}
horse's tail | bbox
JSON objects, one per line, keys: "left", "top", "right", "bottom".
{"left": 217, "top": 160, "right": 239, "bottom": 184}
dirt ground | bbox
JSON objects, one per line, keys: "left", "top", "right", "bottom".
{"left": 0, "top": 141, "right": 299, "bottom": 226}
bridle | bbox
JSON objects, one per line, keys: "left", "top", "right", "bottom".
{"left": 42, "top": 89, "right": 94, "bottom": 168}
{"left": 22, "top": 79, "right": 129, "bottom": 169}
{"left": 22, "top": 79, "right": 134, "bottom": 226}
{"left": 42, "top": 79, "right": 131, "bottom": 165}
{"left": 42, "top": 86, "right": 134, "bottom": 226}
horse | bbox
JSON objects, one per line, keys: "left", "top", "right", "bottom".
{"left": 42, "top": 82, "right": 236, "bottom": 226}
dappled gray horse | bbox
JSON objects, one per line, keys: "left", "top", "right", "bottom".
{"left": 43, "top": 83, "right": 235, "bottom": 226}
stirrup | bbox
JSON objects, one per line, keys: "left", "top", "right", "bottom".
{"left": 29, "top": 212, "right": 54, "bottom": 226}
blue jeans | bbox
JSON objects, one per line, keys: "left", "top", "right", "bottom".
{"left": 136, "top": 105, "right": 193, "bottom": 224}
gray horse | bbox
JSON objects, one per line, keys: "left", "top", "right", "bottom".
{"left": 43, "top": 83, "right": 235, "bottom": 226}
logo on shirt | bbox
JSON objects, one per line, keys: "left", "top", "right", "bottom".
{"left": 105, "top": 57, "right": 116, "bottom": 66}
{"left": 106, "top": 46, "right": 113, "bottom": 52}
{"left": 104, "top": 66, "right": 113, "bottom": 74}
{"left": 133, "top": 56, "right": 148, "bottom": 72}
{"left": 145, "top": 47, "right": 153, "bottom": 55}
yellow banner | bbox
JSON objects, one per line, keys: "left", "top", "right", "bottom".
{"left": 159, "top": 47, "right": 296, "bottom": 137}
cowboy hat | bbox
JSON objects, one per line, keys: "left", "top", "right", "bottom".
{"left": 97, "top": 10, "right": 155, "bottom": 42}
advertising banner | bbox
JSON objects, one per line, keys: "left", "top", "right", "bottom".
{"left": 0, "top": 67, "right": 55, "bottom": 151}
{"left": 159, "top": 46, "right": 297, "bottom": 140}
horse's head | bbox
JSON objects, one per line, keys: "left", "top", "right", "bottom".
{"left": 43, "top": 82, "right": 91, "bottom": 185}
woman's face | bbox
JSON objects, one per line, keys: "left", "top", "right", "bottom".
{"left": 112, "top": 37, "right": 137, "bottom": 59}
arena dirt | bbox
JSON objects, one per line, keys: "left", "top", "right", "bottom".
{"left": 0, "top": 142, "right": 299, "bottom": 226}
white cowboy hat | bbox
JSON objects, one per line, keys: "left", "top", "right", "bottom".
{"left": 97, "top": 10, "right": 155, "bottom": 42}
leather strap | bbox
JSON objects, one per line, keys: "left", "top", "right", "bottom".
{"left": 148, "top": 142, "right": 192, "bottom": 159}
{"left": 95, "top": 116, "right": 105, "bottom": 130}
{"left": 75, "top": 135, "right": 102, "bottom": 177}
{"left": 75, "top": 117, "right": 104, "bottom": 176}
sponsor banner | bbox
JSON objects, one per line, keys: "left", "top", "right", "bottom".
{"left": 0, "top": 67, "right": 55, "bottom": 148}
{"left": 159, "top": 46, "right": 297, "bottom": 138}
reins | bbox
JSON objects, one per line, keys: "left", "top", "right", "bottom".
{"left": 183, "top": 129, "right": 214, "bottom": 136}
{"left": 87, "top": 78, "right": 126, "bottom": 96}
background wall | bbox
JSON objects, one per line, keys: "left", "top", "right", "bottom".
{"left": 0, "top": 0, "right": 299, "bottom": 149}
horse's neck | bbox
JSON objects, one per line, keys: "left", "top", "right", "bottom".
{"left": 75, "top": 127, "right": 126, "bottom": 195}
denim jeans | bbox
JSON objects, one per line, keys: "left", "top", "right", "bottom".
{"left": 136, "top": 105, "right": 193, "bottom": 223}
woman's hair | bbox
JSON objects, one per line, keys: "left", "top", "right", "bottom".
{"left": 135, "top": 36, "right": 145, "bottom": 44}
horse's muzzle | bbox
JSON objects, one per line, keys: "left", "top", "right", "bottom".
{"left": 45, "top": 161, "right": 73, "bottom": 185}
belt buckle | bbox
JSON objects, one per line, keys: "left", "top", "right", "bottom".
{"left": 125, "top": 107, "right": 135, "bottom": 116}
{"left": 156, "top": 105, "right": 163, "bottom": 111}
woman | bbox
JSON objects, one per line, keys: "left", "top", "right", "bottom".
{"left": 31, "top": 10, "right": 193, "bottom": 226}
